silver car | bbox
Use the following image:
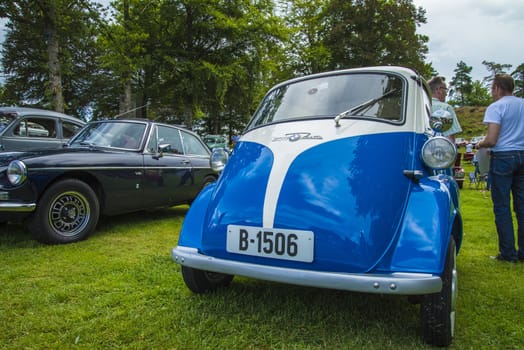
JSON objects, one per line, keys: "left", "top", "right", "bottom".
{"left": 0, "top": 107, "right": 85, "bottom": 151}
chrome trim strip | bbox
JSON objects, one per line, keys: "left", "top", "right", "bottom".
{"left": 0, "top": 202, "right": 36, "bottom": 212}
{"left": 29, "top": 166, "right": 211, "bottom": 171}
{"left": 172, "top": 246, "right": 442, "bottom": 295}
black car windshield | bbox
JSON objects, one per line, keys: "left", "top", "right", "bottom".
{"left": 70, "top": 121, "right": 146, "bottom": 150}
{"left": 0, "top": 112, "right": 16, "bottom": 131}
{"left": 247, "top": 73, "right": 404, "bottom": 130}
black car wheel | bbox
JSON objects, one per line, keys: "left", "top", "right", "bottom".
{"left": 202, "top": 175, "right": 217, "bottom": 188}
{"left": 27, "top": 179, "right": 100, "bottom": 244}
{"left": 420, "top": 236, "right": 457, "bottom": 347}
{"left": 181, "top": 266, "right": 233, "bottom": 293}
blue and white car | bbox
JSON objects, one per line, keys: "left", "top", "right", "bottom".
{"left": 172, "top": 66, "right": 463, "bottom": 347}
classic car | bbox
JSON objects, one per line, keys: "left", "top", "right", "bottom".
{"left": 171, "top": 66, "right": 463, "bottom": 347}
{"left": 203, "top": 134, "right": 228, "bottom": 151}
{"left": 0, "top": 107, "right": 85, "bottom": 151}
{"left": 0, "top": 119, "right": 218, "bottom": 244}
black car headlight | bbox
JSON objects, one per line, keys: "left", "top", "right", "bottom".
{"left": 422, "top": 136, "right": 457, "bottom": 169}
{"left": 7, "top": 160, "right": 28, "bottom": 185}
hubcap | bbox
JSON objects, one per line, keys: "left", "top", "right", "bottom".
{"left": 49, "top": 191, "right": 91, "bottom": 237}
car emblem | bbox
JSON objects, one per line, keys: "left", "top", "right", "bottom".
{"left": 272, "top": 132, "right": 323, "bottom": 142}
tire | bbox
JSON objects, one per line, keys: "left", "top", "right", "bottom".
{"left": 27, "top": 179, "right": 100, "bottom": 244}
{"left": 201, "top": 175, "right": 216, "bottom": 189}
{"left": 181, "top": 266, "right": 233, "bottom": 293}
{"left": 420, "top": 236, "right": 457, "bottom": 347}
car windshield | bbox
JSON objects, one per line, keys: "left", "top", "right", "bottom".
{"left": 0, "top": 112, "right": 16, "bottom": 131}
{"left": 70, "top": 121, "right": 147, "bottom": 150}
{"left": 247, "top": 72, "right": 405, "bottom": 130}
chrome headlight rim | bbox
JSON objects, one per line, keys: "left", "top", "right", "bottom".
{"left": 7, "top": 160, "right": 28, "bottom": 186}
{"left": 210, "top": 148, "right": 229, "bottom": 172}
{"left": 421, "top": 136, "right": 457, "bottom": 170}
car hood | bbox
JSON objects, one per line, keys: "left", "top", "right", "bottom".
{"left": 0, "top": 147, "right": 141, "bottom": 168}
{"left": 196, "top": 131, "right": 418, "bottom": 273}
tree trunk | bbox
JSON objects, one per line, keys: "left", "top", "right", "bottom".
{"left": 119, "top": 0, "right": 134, "bottom": 116}
{"left": 119, "top": 82, "right": 133, "bottom": 116}
{"left": 44, "top": 2, "right": 64, "bottom": 112}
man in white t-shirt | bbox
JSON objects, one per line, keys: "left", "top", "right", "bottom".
{"left": 478, "top": 73, "right": 524, "bottom": 263}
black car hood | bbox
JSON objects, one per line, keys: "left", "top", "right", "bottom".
{"left": 0, "top": 147, "right": 135, "bottom": 166}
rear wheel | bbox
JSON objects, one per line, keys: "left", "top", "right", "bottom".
{"left": 27, "top": 179, "right": 100, "bottom": 244}
{"left": 181, "top": 266, "right": 233, "bottom": 293}
{"left": 420, "top": 236, "right": 457, "bottom": 347}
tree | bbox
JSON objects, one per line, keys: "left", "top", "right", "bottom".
{"left": 114, "top": 0, "right": 286, "bottom": 130}
{"left": 278, "top": 0, "right": 331, "bottom": 76}
{"left": 0, "top": 0, "right": 105, "bottom": 118}
{"left": 481, "top": 60, "right": 512, "bottom": 86}
{"left": 449, "top": 61, "right": 473, "bottom": 106}
{"left": 0, "top": 0, "right": 104, "bottom": 116}
{"left": 465, "top": 81, "right": 491, "bottom": 107}
{"left": 322, "top": 0, "right": 431, "bottom": 76}
{"left": 511, "top": 63, "right": 524, "bottom": 98}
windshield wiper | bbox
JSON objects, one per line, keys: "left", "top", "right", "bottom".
{"left": 77, "top": 141, "right": 98, "bottom": 149}
{"left": 334, "top": 88, "right": 398, "bottom": 127}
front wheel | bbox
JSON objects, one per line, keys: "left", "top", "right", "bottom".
{"left": 181, "top": 266, "right": 233, "bottom": 293}
{"left": 27, "top": 179, "right": 100, "bottom": 244}
{"left": 420, "top": 236, "right": 457, "bottom": 347}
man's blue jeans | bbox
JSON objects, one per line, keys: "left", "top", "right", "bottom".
{"left": 490, "top": 151, "right": 524, "bottom": 260}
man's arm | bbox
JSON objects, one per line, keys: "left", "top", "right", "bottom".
{"left": 478, "top": 123, "right": 500, "bottom": 148}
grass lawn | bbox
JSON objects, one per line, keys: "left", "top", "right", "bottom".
{"left": 1, "top": 171, "right": 524, "bottom": 349}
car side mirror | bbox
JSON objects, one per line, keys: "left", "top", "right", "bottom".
{"left": 430, "top": 109, "right": 453, "bottom": 134}
{"left": 153, "top": 143, "right": 171, "bottom": 159}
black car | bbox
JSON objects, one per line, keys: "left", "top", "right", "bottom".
{"left": 0, "top": 107, "right": 85, "bottom": 151}
{"left": 0, "top": 119, "right": 218, "bottom": 244}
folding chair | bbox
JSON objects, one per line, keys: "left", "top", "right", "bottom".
{"left": 476, "top": 148, "right": 491, "bottom": 191}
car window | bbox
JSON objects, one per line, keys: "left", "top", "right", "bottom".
{"left": 181, "top": 130, "right": 209, "bottom": 156}
{"left": 15, "top": 118, "right": 56, "bottom": 138}
{"left": 62, "top": 120, "right": 83, "bottom": 138}
{"left": 248, "top": 73, "right": 405, "bottom": 130}
{"left": 148, "top": 125, "right": 184, "bottom": 154}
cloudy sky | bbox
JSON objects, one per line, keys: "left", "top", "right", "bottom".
{"left": 1, "top": 1, "right": 523, "bottom": 83}
{"left": 412, "top": 0, "right": 524, "bottom": 82}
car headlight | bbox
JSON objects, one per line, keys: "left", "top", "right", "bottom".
{"left": 210, "top": 148, "right": 229, "bottom": 172}
{"left": 421, "top": 136, "right": 457, "bottom": 169}
{"left": 7, "top": 160, "right": 28, "bottom": 185}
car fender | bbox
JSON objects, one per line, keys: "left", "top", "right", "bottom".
{"left": 387, "top": 176, "right": 461, "bottom": 274}
{"left": 178, "top": 182, "right": 217, "bottom": 248}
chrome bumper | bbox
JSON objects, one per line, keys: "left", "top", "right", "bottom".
{"left": 0, "top": 202, "right": 36, "bottom": 212}
{"left": 172, "top": 246, "right": 442, "bottom": 295}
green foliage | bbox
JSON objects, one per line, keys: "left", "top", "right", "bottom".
{"left": 0, "top": 0, "right": 106, "bottom": 119}
{"left": 465, "top": 81, "right": 491, "bottom": 106}
{"left": 482, "top": 60, "right": 513, "bottom": 86}
{"left": 1, "top": 0, "right": 433, "bottom": 132}
{"left": 322, "top": 0, "right": 430, "bottom": 76}
{"left": 455, "top": 106, "right": 488, "bottom": 139}
{"left": 511, "top": 63, "right": 524, "bottom": 98}
{"left": 449, "top": 61, "right": 473, "bottom": 106}
{"left": 1, "top": 188, "right": 524, "bottom": 349}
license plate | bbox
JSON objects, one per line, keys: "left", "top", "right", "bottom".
{"left": 226, "top": 225, "right": 314, "bottom": 262}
